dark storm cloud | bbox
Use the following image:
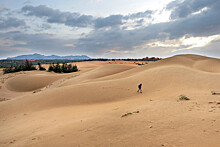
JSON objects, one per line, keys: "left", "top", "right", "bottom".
{"left": 166, "top": 0, "right": 219, "bottom": 19}
{"left": 1, "top": 0, "right": 220, "bottom": 58}
{"left": 21, "top": 5, "right": 153, "bottom": 29}
{"left": 0, "top": 8, "right": 26, "bottom": 30}
{"left": 0, "top": 49, "right": 23, "bottom": 59}
{"left": 165, "top": 0, "right": 220, "bottom": 38}
{"left": 0, "top": 17, "right": 26, "bottom": 30}
{"left": 0, "top": 31, "right": 76, "bottom": 56}
{"left": 94, "top": 11, "right": 153, "bottom": 29}
{"left": 74, "top": 0, "right": 220, "bottom": 55}
{"left": 75, "top": 25, "right": 162, "bottom": 55}
{"left": 123, "top": 10, "right": 153, "bottom": 20}
{"left": 94, "top": 15, "right": 123, "bottom": 29}
{"left": 22, "top": 5, "right": 93, "bottom": 28}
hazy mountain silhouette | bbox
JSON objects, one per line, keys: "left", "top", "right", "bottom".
{"left": 6, "top": 53, "right": 91, "bottom": 60}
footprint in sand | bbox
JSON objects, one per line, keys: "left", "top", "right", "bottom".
{"left": 0, "top": 98, "right": 9, "bottom": 102}
{"left": 208, "top": 101, "right": 216, "bottom": 104}
{"left": 209, "top": 109, "right": 215, "bottom": 112}
{"left": 9, "top": 140, "right": 16, "bottom": 144}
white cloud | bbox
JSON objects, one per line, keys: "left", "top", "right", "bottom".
{"left": 64, "top": 43, "right": 75, "bottom": 47}
{"left": 141, "top": 34, "right": 220, "bottom": 53}
{"left": 172, "top": 35, "right": 220, "bottom": 52}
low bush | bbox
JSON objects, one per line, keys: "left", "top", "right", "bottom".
{"left": 38, "top": 63, "right": 46, "bottom": 70}
{"left": 48, "top": 63, "right": 78, "bottom": 73}
{"left": 179, "top": 95, "right": 190, "bottom": 100}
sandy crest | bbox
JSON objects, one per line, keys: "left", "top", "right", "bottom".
{"left": 0, "top": 54, "right": 220, "bottom": 147}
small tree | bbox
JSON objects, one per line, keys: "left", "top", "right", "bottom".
{"left": 24, "top": 60, "right": 36, "bottom": 71}
{"left": 48, "top": 64, "right": 53, "bottom": 72}
{"left": 38, "top": 63, "right": 46, "bottom": 70}
{"left": 61, "top": 63, "right": 68, "bottom": 73}
{"left": 54, "top": 63, "right": 61, "bottom": 73}
{"left": 67, "top": 64, "right": 72, "bottom": 73}
{"left": 72, "top": 64, "right": 78, "bottom": 72}
{"left": 3, "top": 66, "right": 13, "bottom": 74}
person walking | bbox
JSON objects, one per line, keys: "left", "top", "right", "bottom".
{"left": 137, "top": 83, "right": 142, "bottom": 93}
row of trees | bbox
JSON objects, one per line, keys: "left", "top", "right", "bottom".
{"left": 85, "top": 57, "right": 161, "bottom": 62}
{"left": 3, "top": 60, "right": 37, "bottom": 74}
{"left": 3, "top": 60, "right": 78, "bottom": 74}
{"left": 0, "top": 59, "right": 83, "bottom": 68}
{"left": 48, "top": 63, "right": 78, "bottom": 73}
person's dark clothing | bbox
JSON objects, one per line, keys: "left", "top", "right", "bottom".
{"left": 138, "top": 84, "right": 142, "bottom": 89}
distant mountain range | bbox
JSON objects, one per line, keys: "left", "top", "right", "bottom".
{"left": 6, "top": 53, "right": 91, "bottom": 60}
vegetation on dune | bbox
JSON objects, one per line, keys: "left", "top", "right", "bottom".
{"left": 3, "top": 60, "right": 78, "bottom": 74}
{"left": 0, "top": 57, "right": 160, "bottom": 69}
{"left": 179, "top": 95, "right": 190, "bottom": 100}
{"left": 48, "top": 63, "right": 78, "bottom": 73}
{"left": 3, "top": 60, "right": 37, "bottom": 74}
{"left": 2, "top": 56, "right": 158, "bottom": 74}
{"left": 38, "top": 63, "right": 46, "bottom": 71}
{"left": 0, "top": 59, "right": 84, "bottom": 68}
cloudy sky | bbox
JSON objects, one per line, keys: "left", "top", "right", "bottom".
{"left": 0, "top": 0, "right": 220, "bottom": 59}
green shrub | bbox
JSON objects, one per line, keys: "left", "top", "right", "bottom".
{"left": 3, "top": 66, "right": 13, "bottom": 74}
{"left": 48, "top": 64, "right": 54, "bottom": 72}
{"left": 72, "top": 64, "right": 78, "bottom": 72}
{"left": 179, "top": 95, "right": 190, "bottom": 100}
{"left": 47, "top": 63, "right": 78, "bottom": 73}
{"left": 38, "top": 63, "right": 46, "bottom": 70}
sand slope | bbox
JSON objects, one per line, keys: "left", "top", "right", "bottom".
{"left": 1, "top": 54, "right": 220, "bottom": 147}
{"left": 5, "top": 71, "right": 69, "bottom": 92}
{"left": 60, "top": 64, "right": 136, "bottom": 86}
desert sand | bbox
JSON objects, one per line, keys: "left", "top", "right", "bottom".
{"left": 0, "top": 54, "right": 220, "bottom": 147}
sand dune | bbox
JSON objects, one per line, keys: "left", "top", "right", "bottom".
{"left": 193, "top": 58, "right": 220, "bottom": 73}
{"left": 1, "top": 54, "right": 220, "bottom": 146}
{"left": 60, "top": 64, "right": 136, "bottom": 86}
{"left": 5, "top": 71, "right": 69, "bottom": 92}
